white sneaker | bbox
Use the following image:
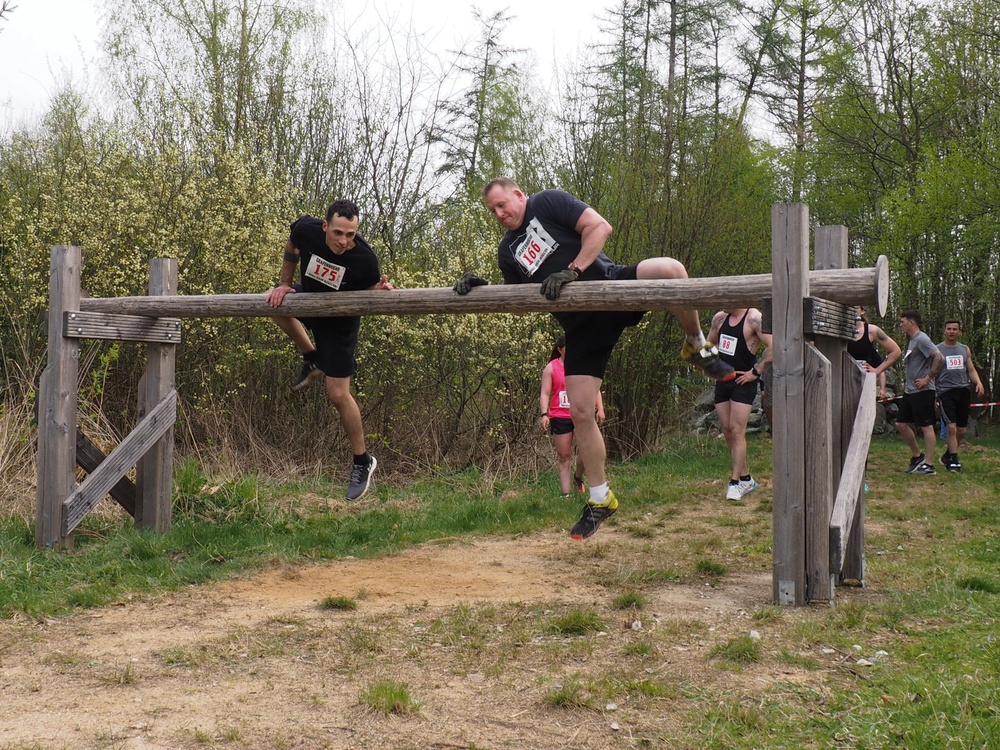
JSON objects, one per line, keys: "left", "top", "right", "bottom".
{"left": 725, "top": 483, "right": 741, "bottom": 501}
{"left": 738, "top": 477, "right": 758, "bottom": 497}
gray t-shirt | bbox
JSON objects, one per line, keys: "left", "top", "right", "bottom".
{"left": 903, "top": 331, "right": 938, "bottom": 394}
{"left": 936, "top": 342, "right": 971, "bottom": 391}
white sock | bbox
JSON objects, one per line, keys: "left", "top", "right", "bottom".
{"left": 589, "top": 483, "right": 609, "bottom": 504}
{"left": 686, "top": 332, "right": 706, "bottom": 348}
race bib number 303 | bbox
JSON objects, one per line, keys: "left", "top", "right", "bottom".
{"left": 304, "top": 254, "right": 347, "bottom": 290}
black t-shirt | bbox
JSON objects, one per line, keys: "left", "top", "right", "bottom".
{"left": 290, "top": 216, "right": 381, "bottom": 331}
{"left": 496, "top": 190, "right": 619, "bottom": 284}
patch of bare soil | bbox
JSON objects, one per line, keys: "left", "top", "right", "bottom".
{"left": 0, "top": 524, "right": 818, "bottom": 750}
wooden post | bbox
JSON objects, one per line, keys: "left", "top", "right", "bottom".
{"left": 803, "top": 342, "right": 833, "bottom": 603}
{"left": 771, "top": 204, "right": 809, "bottom": 605}
{"left": 135, "top": 259, "right": 178, "bottom": 531}
{"left": 809, "top": 225, "right": 849, "bottom": 603}
{"left": 36, "top": 246, "right": 81, "bottom": 549}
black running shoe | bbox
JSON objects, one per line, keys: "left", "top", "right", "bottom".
{"left": 913, "top": 462, "right": 936, "bottom": 475}
{"left": 905, "top": 454, "right": 925, "bottom": 473}
{"left": 292, "top": 359, "right": 323, "bottom": 391}
{"left": 570, "top": 491, "right": 619, "bottom": 540}
{"left": 346, "top": 455, "right": 377, "bottom": 500}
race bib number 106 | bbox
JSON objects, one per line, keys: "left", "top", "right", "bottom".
{"left": 304, "top": 254, "right": 347, "bottom": 290}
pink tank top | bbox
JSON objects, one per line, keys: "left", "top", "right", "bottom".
{"left": 548, "top": 358, "right": 571, "bottom": 418}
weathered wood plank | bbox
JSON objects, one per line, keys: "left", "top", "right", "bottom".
{"left": 804, "top": 343, "right": 833, "bottom": 604}
{"left": 36, "top": 246, "right": 81, "bottom": 549}
{"left": 63, "top": 311, "right": 183, "bottom": 343}
{"left": 78, "top": 266, "right": 889, "bottom": 319}
{"left": 839, "top": 359, "right": 870, "bottom": 583}
{"left": 771, "top": 203, "right": 810, "bottom": 606}
{"left": 62, "top": 391, "right": 177, "bottom": 535}
{"left": 75, "top": 429, "right": 137, "bottom": 517}
{"left": 135, "top": 259, "right": 178, "bottom": 532}
{"left": 829, "top": 369, "right": 876, "bottom": 575}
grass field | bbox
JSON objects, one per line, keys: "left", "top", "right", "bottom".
{"left": 2, "top": 431, "right": 1000, "bottom": 748}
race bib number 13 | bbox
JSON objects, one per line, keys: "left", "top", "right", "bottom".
{"left": 305, "top": 254, "right": 346, "bottom": 290}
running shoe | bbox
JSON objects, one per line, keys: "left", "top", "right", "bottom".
{"left": 939, "top": 452, "right": 952, "bottom": 469}
{"left": 346, "top": 455, "right": 377, "bottom": 500}
{"left": 572, "top": 475, "right": 587, "bottom": 496}
{"left": 570, "top": 491, "right": 619, "bottom": 540}
{"left": 948, "top": 461, "right": 962, "bottom": 473}
{"left": 904, "top": 454, "right": 925, "bottom": 473}
{"left": 680, "top": 341, "right": 736, "bottom": 382}
{"left": 292, "top": 359, "right": 323, "bottom": 391}
{"left": 913, "top": 462, "right": 936, "bottom": 475}
{"left": 725, "top": 482, "right": 742, "bottom": 501}
{"left": 738, "top": 477, "right": 758, "bottom": 497}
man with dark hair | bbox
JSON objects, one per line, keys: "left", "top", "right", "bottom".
{"left": 895, "top": 309, "right": 945, "bottom": 475}
{"left": 936, "top": 319, "right": 985, "bottom": 472}
{"left": 708, "top": 307, "right": 772, "bottom": 501}
{"left": 265, "top": 199, "right": 393, "bottom": 500}
{"left": 457, "top": 177, "right": 735, "bottom": 540}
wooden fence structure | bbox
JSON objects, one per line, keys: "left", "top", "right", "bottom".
{"left": 35, "top": 203, "right": 887, "bottom": 605}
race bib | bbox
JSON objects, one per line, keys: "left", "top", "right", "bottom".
{"left": 304, "top": 254, "right": 346, "bottom": 290}
{"left": 558, "top": 390, "right": 570, "bottom": 409}
{"left": 513, "top": 218, "right": 559, "bottom": 276}
{"left": 718, "top": 333, "right": 738, "bottom": 356}
{"left": 946, "top": 354, "right": 965, "bottom": 370}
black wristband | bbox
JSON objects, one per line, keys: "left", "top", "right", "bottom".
{"left": 751, "top": 366, "right": 759, "bottom": 377}
{"left": 283, "top": 250, "right": 299, "bottom": 264}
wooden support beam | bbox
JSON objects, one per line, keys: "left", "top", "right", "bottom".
{"left": 62, "top": 391, "right": 177, "bottom": 535}
{"left": 829, "top": 369, "right": 877, "bottom": 575}
{"left": 78, "top": 263, "right": 889, "bottom": 319}
{"left": 75, "top": 429, "right": 137, "bottom": 517}
{"left": 771, "top": 204, "right": 809, "bottom": 606}
{"left": 63, "top": 311, "right": 183, "bottom": 343}
{"left": 804, "top": 342, "right": 833, "bottom": 604}
{"left": 135, "top": 259, "right": 178, "bottom": 532}
{"left": 36, "top": 246, "right": 81, "bottom": 549}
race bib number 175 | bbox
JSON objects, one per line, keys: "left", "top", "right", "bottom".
{"left": 304, "top": 254, "right": 346, "bottom": 290}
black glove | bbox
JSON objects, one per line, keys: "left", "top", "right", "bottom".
{"left": 540, "top": 268, "right": 580, "bottom": 300}
{"left": 453, "top": 272, "right": 489, "bottom": 295}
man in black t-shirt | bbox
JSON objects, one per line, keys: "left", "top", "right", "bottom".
{"left": 265, "top": 199, "right": 393, "bottom": 501}
{"left": 455, "top": 177, "right": 735, "bottom": 541}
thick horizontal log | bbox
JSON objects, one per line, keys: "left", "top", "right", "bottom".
{"left": 78, "top": 259, "right": 888, "bottom": 319}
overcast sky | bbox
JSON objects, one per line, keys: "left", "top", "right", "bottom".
{"left": 0, "top": 0, "right": 609, "bottom": 130}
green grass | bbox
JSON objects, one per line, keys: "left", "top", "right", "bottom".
{"left": 5, "top": 431, "right": 1000, "bottom": 748}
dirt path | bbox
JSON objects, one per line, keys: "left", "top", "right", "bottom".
{"left": 1, "top": 530, "right": 778, "bottom": 749}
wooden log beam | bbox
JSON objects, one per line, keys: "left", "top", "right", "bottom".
{"left": 78, "top": 260, "right": 889, "bottom": 319}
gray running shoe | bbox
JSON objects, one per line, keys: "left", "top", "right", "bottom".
{"left": 346, "top": 455, "right": 377, "bottom": 500}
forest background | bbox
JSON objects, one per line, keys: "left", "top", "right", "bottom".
{"left": 1, "top": 0, "right": 998, "bottom": 499}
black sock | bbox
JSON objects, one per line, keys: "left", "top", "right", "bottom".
{"left": 353, "top": 452, "right": 369, "bottom": 466}
{"left": 729, "top": 479, "right": 740, "bottom": 486}
{"left": 740, "top": 475, "right": 751, "bottom": 482}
